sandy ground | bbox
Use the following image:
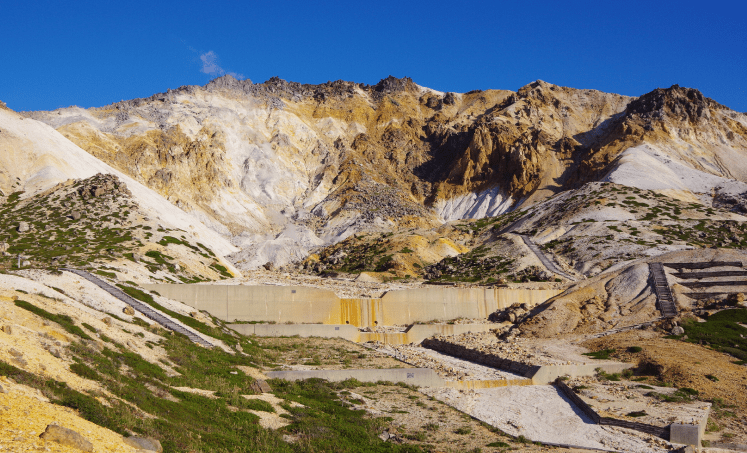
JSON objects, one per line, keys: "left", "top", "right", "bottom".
{"left": 428, "top": 331, "right": 596, "bottom": 366}
{"left": 567, "top": 377, "right": 710, "bottom": 427}
{"left": 255, "top": 336, "right": 413, "bottom": 371}
{"left": 422, "top": 385, "right": 672, "bottom": 452}
{"left": 343, "top": 384, "right": 593, "bottom": 453}
{"left": 583, "top": 329, "right": 747, "bottom": 443}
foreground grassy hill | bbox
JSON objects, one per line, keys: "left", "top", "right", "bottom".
{"left": 0, "top": 270, "right": 576, "bottom": 453}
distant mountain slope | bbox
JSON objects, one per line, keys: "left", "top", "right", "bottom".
{"left": 23, "top": 77, "right": 747, "bottom": 269}
{"left": 0, "top": 107, "right": 238, "bottom": 265}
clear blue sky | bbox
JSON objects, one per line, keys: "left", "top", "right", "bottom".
{"left": 2, "top": 0, "right": 745, "bottom": 112}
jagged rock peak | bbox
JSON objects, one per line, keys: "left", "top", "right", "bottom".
{"left": 626, "top": 84, "right": 726, "bottom": 122}
{"left": 372, "top": 75, "right": 418, "bottom": 94}
{"left": 206, "top": 74, "right": 254, "bottom": 90}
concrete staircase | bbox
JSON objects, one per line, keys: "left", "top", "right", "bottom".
{"left": 649, "top": 263, "right": 678, "bottom": 318}
{"left": 63, "top": 268, "right": 214, "bottom": 348}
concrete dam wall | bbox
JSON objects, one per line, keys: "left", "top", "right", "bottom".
{"left": 142, "top": 284, "right": 561, "bottom": 327}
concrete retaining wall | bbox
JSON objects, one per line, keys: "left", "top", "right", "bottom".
{"left": 145, "top": 284, "right": 561, "bottom": 328}
{"left": 266, "top": 368, "right": 445, "bottom": 387}
{"left": 421, "top": 338, "right": 540, "bottom": 378}
{"left": 378, "top": 288, "right": 560, "bottom": 326}
{"left": 421, "top": 337, "right": 634, "bottom": 384}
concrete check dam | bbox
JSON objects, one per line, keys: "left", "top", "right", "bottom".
{"left": 141, "top": 284, "right": 562, "bottom": 328}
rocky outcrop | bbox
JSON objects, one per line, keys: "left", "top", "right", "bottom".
{"left": 39, "top": 425, "right": 94, "bottom": 452}
{"left": 123, "top": 436, "right": 163, "bottom": 452}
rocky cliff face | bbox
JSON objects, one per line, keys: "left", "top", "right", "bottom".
{"left": 24, "top": 77, "right": 747, "bottom": 269}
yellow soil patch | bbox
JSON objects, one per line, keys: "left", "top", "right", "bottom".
{"left": 0, "top": 380, "right": 137, "bottom": 453}
{"left": 241, "top": 394, "right": 304, "bottom": 430}
{"left": 0, "top": 296, "right": 103, "bottom": 395}
{"left": 235, "top": 365, "right": 268, "bottom": 380}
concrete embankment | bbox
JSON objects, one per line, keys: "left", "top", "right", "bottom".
{"left": 421, "top": 337, "right": 633, "bottom": 384}
{"left": 144, "top": 284, "right": 561, "bottom": 328}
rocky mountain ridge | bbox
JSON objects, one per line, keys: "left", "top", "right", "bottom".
{"left": 18, "top": 76, "right": 747, "bottom": 270}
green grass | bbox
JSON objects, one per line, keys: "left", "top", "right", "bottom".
{"left": 29, "top": 323, "right": 426, "bottom": 453}
{"left": 680, "top": 309, "right": 747, "bottom": 361}
{"left": 647, "top": 388, "right": 700, "bottom": 403}
{"left": 271, "top": 378, "right": 425, "bottom": 453}
{"left": 210, "top": 262, "right": 233, "bottom": 278}
{"left": 95, "top": 269, "right": 117, "bottom": 279}
{"left": 14, "top": 299, "right": 92, "bottom": 340}
{"left": 70, "top": 362, "right": 100, "bottom": 381}
{"left": 583, "top": 348, "right": 616, "bottom": 360}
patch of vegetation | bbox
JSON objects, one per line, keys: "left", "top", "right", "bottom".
{"left": 70, "top": 362, "right": 100, "bottom": 381}
{"left": 626, "top": 411, "right": 647, "bottom": 418}
{"left": 681, "top": 309, "right": 747, "bottom": 362}
{"left": 583, "top": 348, "right": 616, "bottom": 360}
{"left": 426, "top": 244, "right": 520, "bottom": 284}
{"left": 95, "top": 269, "right": 116, "bottom": 279}
{"left": 209, "top": 262, "right": 233, "bottom": 278}
{"left": 271, "top": 378, "right": 425, "bottom": 453}
{"left": 14, "top": 299, "right": 92, "bottom": 340}
{"left": 597, "top": 370, "right": 621, "bottom": 381}
{"left": 647, "top": 387, "right": 700, "bottom": 403}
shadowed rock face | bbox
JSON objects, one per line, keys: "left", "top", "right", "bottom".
{"left": 21, "top": 76, "right": 747, "bottom": 268}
